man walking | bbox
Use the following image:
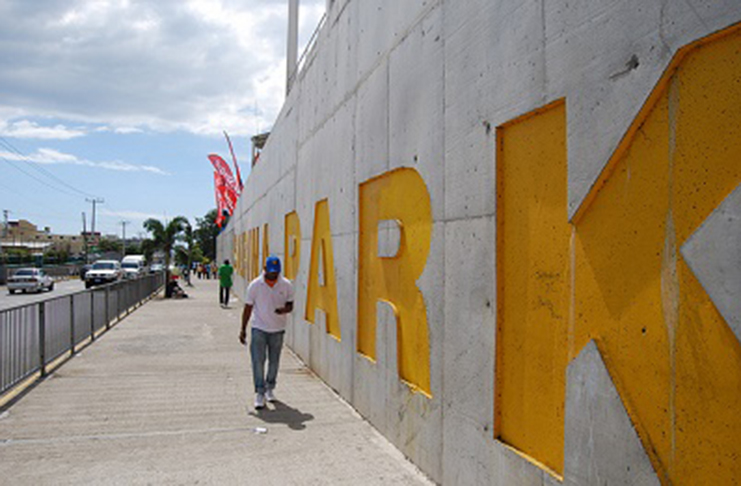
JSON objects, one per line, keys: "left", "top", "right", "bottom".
{"left": 218, "top": 259, "right": 234, "bottom": 307}
{"left": 239, "top": 255, "right": 294, "bottom": 409}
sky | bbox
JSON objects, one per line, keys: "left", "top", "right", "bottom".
{"left": 0, "top": 0, "right": 325, "bottom": 238}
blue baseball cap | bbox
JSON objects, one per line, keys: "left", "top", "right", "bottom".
{"left": 265, "top": 255, "right": 281, "bottom": 274}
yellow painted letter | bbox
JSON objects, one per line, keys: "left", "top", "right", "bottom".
{"left": 262, "top": 223, "right": 270, "bottom": 268}
{"left": 284, "top": 211, "right": 301, "bottom": 280}
{"left": 495, "top": 101, "right": 569, "bottom": 475}
{"left": 305, "top": 199, "right": 341, "bottom": 339}
{"left": 358, "top": 167, "right": 432, "bottom": 396}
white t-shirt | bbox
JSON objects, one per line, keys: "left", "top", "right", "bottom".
{"left": 246, "top": 273, "right": 295, "bottom": 333}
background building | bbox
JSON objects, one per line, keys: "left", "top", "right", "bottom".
{"left": 1, "top": 219, "right": 86, "bottom": 256}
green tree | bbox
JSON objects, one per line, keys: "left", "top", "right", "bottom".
{"left": 141, "top": 239, "right": 156, "bottom": 265}
{"left": 44, "top": 246, "right": 70, "bottom": 264}
{"left": 97, "top": 238, "right": 123, "bottom": 254}
{"left": 143, "top": 216, "right": 188, "bottom": 283}
{"left": 124, "top": 241, "right": 143, "bottom": 256}
{"left": 176, "top": 220, "right": 197, "bottom": 286}
{"left": 195, "top": 209, "right": 221, "bottom": 261}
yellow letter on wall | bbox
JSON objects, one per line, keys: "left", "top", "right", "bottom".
{"left": 232, "top": 233, "right": 241, "bottom": 277}
{"left": 495, "top": 101, "right": 569, "bottom": 475}
{"left": 494, "top": 28, "right": 741, "bottom": 484}
{"left": 305, "top": 199, "right": 341, "bottom": 339}
{"left": 284, "top": 211, "right": 301, "bottom": 280}
{"left": 358, "top": 167, "right": 432, "bottom": 397}
{"left": 262, "top": 223, "right": 270, "bottom": 268}
{"left": 249, "top": 227, "right": 260, "bottom": 280}
{"left": 570, "top": 29, "right": 741, "bottom": 484}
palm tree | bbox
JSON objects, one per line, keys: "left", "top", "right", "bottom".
{"left": 143, "top": 216, "right": 188, "bottom": 284}
{"left": 177, "top": 221, "right": 196, "bottom": 287}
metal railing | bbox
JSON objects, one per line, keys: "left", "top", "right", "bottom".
{"left": 0, "top": 273, "right": 165, "bottom": 399}
{"left": 287, "top": 12, "right": 327, "bottom": 91}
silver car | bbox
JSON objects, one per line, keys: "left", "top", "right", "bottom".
{"left": 7, "top": 268, "right": 54, "bottom": 294}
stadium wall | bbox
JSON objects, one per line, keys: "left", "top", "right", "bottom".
{"left": 219, "top": 1, "right": 741, "bottom": 484}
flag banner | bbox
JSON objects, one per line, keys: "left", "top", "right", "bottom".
{"left": 214, "top": 171, "right": 236, "bottom": 215}
{"left": 208, "top": 154, "right": 240, "bottom": 196}
{"left": 214, "top": 172, "right": 226, "bottom": 227}
{"left": 224, "top": 131, "right": 244, "bottom": 192}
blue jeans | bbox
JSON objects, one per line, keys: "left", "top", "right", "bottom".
{"left": 250, "top": 328, "right": 285, "bottom": 394}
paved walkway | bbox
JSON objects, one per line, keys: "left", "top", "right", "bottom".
{"left": 0, "top": 280, "right": 431, "bottom": 485}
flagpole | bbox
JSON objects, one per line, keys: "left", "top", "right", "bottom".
{"left": 224, "top": 131, "right": 243, "bottom": 192}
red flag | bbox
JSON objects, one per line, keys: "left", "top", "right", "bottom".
{"left": 214, "top": 172, "right": 226, "bottom": 227}
{"left": 224, "top": 131, "right": 244, "bottom": 192}
{"left": 214, "top": 172, "right": 236, "bottom": 214}
{"left": 208, "top": 154, "right": 239, "bottom": 197}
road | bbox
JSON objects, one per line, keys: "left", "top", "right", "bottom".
{"left": 0, "top": 279, "right": 87, "bottom": 311}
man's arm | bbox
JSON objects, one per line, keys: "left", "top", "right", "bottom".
{"left": 275, "top": 301, "right": 294, "bottom": 315}
{"left": 239, "top": 304, "right": 253, "bottom": 345}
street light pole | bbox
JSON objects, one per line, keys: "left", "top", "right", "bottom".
{"left": 120, "top": 220, "right": 130, "bottom": 257}
{"left": 0, "top": 209, "right": 7, "bottom": 262}
{"left": 82, "top": 212, "right": 88, "bottom": 264}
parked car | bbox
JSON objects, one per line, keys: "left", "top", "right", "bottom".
{"left": 121, "top": 255, "right": 145, "bottom": 279}
{"left": 7, "top": 268, "right": 54, "bottom": 294}
{"left": 85, "top": 260, "right": 122, "bottom": 288}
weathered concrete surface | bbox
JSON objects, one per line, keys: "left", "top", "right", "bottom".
{"left": 681, "top": 183, "right": 741, "bottom": 344}
{"left": 564, "top": 341, "right": 660, "bottom": 486}
{"left": 217, "top": 1, "right": 741, "bottom": 484}
{"left": 0, "top": 280, "right": 432, "bottom": 485}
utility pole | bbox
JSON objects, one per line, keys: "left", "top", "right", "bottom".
{"left": 0, "top": 209, "right": 7, "bottom": 266}
{"left": 120, "top": 220, "right": 130, "bottom": 257}
{"left": 86, "top": 198, "right": 104, "bottom": 250}
{"left": 82, "top": 212, "right": 88, "bottom": 263}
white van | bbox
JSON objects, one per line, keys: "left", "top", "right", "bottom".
{"left": 121, "top": 255, "right": 146, "bottom": 279}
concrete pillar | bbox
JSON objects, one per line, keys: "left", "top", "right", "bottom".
{"left": 287, "top": 0, "right": 299, "bottom": 94}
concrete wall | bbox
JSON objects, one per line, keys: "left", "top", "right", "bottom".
{"left": 219, "top": 1, "right": 741, "bottom": 484}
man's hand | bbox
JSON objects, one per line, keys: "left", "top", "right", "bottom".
{"left": 275, "top": 301, "right": 294, "bottom": 315}
{"left": 240, "top": 304, "right": 253, "bottom": 346}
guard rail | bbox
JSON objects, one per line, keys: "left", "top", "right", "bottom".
{"left": 0, "top": 273, "right": 164, "bottom": 400}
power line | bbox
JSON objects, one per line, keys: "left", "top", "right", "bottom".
{"left": 0, "top": 153, "right": 82, "bottom": 199}
{"left": 0, "top": 136, "right": 100, "bottom": 199}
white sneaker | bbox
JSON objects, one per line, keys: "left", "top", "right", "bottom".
{"left": 255, "top": 393, "right": 266, "bottom": 409}
{"left": 265, "top": 389, "right": 276, "bottom": 402}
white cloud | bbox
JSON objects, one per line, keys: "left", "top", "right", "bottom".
{"left": 0, "top": 0, "right": 326, "bottom": 137}
{"left": 0, "top": 147, "right": 169, "bottom": 175}
{"left": 114, "top": 127, "right": 144, "bottom": 134}
{"left": 98, "top": 208, "right": 166, "bottom": 222}
{"left": 0, "top": 120, "right": 86, "bottom": 140}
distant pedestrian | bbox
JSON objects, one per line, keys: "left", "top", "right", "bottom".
{"left": 239, "top": 255, "right": 294, "bottom": 409}
{"left": 219, "top": 259, "right": 234, "bottom": 307}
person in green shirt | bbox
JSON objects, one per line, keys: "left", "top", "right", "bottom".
{"left": 218, "top": 259, "right": 234, "bottom": 307}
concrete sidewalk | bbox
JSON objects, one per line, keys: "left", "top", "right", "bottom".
{"left": 0, "top": 280, "right": 432, "bottom": 485}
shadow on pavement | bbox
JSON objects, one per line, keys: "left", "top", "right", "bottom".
{"left": 250, "top": 400, "right": 314, "bottom": 430}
